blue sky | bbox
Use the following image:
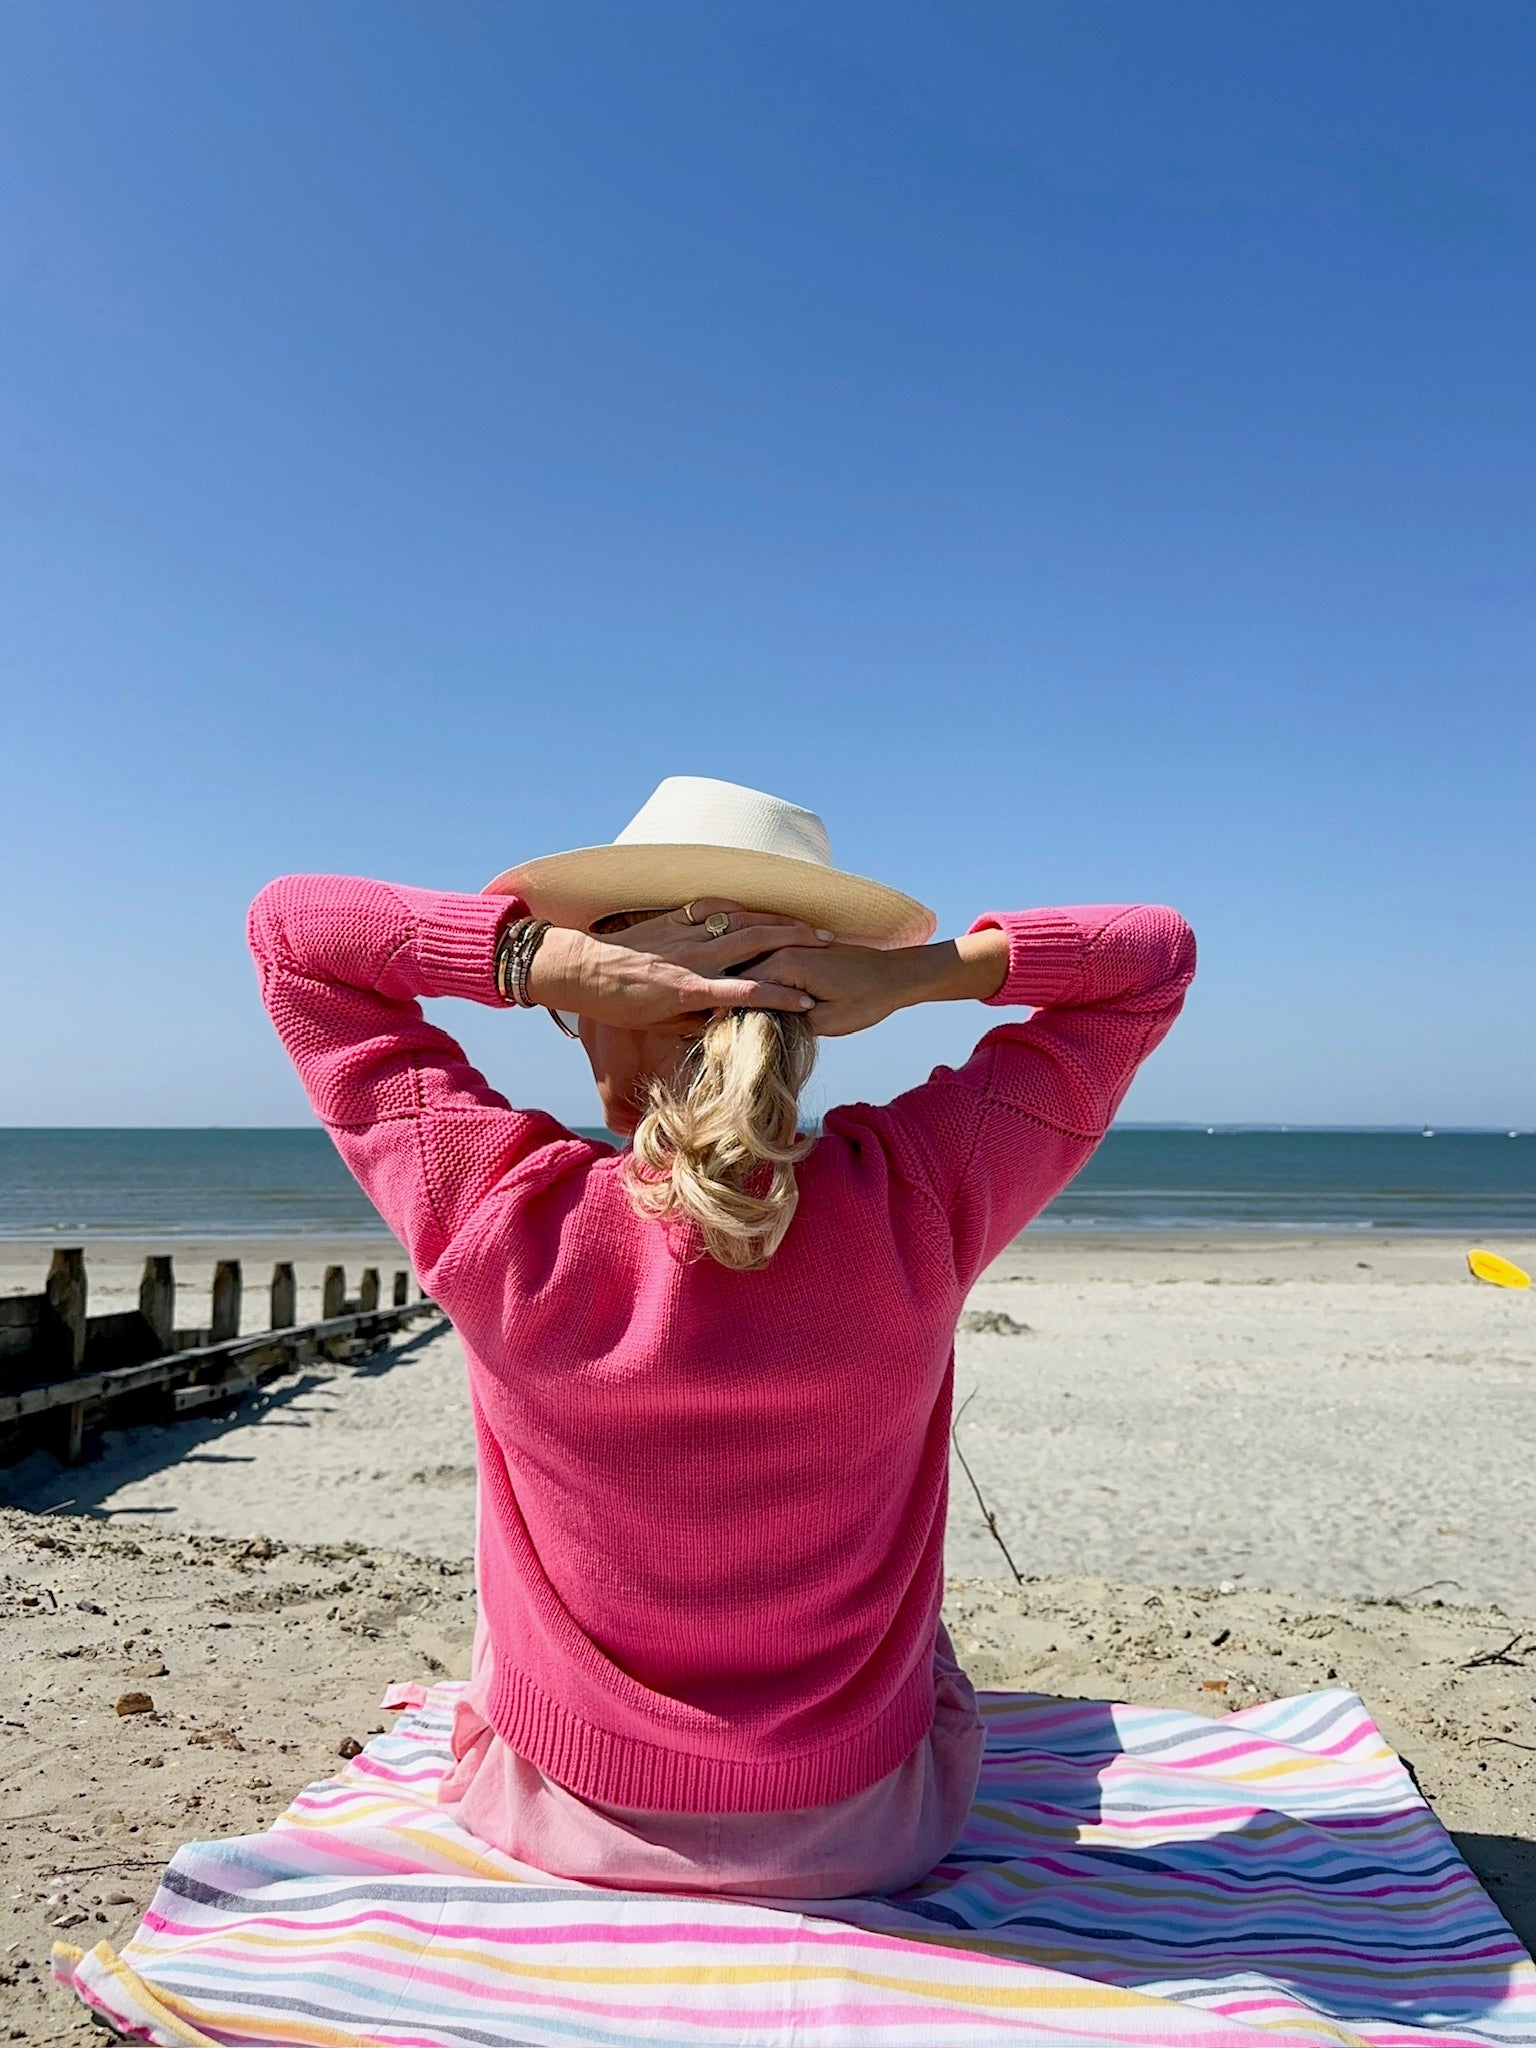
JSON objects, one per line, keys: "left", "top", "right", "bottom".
{"left": 2, "top": 2, "right": 1532, "bottom": 1129}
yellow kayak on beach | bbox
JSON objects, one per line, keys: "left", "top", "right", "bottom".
{"left": 1467, "top": 1248, "right": 1531, "bottom": 1289}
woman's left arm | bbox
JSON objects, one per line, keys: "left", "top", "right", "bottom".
{"left": 247, "top": 874, "right": 567, "bottom": 1287}
{"left": 761, "top": 905, "right": 1196, "bottom": 1282}
{"left": 894, "top": 904, "right": 1197, "bottom": 1281}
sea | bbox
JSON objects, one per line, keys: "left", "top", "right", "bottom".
{"left": 0, "top": 1127, "right": 1532, "bottom": 1240}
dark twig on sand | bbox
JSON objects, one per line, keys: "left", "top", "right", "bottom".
{"left": 952, "top": 1389, "right": 1024, "bottom": 1586}
{"left": 1460, "top": 1634, "right": 1532, "bottom": 1671}
{"left": 1473, "top": 1734, "right": 1536, "bottom": 1753}
{"left": 46, "top": 1859, "right": 171, "bottom": 1878}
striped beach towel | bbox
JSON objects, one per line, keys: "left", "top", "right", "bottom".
{"left": 56, "top": 1680, "right": 1536, "bottom": 2047}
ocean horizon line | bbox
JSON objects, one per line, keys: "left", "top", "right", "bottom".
{"left": 3, "top": 1126, "right": 1531, "bottom": 1241}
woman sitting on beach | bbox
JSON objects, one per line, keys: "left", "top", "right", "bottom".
{"left": 249, "top": 776, "right": 1195, "bottom": 1897}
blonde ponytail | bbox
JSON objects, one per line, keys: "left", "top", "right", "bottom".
{"left": 625, "top": 1010, "right": 818, "bottom": 1269}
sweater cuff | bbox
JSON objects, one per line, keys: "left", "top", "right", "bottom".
{"left": 413, "top": 891, "right": 524, "bottom": 1005}
{"left": 968, "top": 910, "right": 1084, "bottom": 1008}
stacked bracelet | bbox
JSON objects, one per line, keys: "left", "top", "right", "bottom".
{"left": 495, "top": 916, "right": 551, "bottom": 1007}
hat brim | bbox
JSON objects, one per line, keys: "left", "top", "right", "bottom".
{"left": 483, "top": 844, "right": 936, "bottom": 949}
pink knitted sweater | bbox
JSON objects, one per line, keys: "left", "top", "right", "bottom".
{"left": 248, "top": 878, "right": 1195, "bottom": 1814}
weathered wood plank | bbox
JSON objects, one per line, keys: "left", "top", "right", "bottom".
{"left": 0, "top": 1295, "right": 47, "bottom": 1362}
{"left": 47, "top": 1249, "right": 88, "bottom": 1462}
{"left": 0, "top": 1294, "right": 74, "bottom": 1395}
{"left": 139, "top": 1257, "right": 175, "bottom": 1349}
{"left": 174, "top": 1374, "right": 259, "bottom": 1414}
{"left": 392, "top": 1271, "right": 408, "bottom": 1307}
{"left": 0, "top": 1298, "right": 443, "bottom": 1425}
{"left": 358, "top": 1268, "right": 380, "bottom": 1313}
{"left": 210, "top": 1261, "right": 242, "bottom": 1344}
{"left": 82, "top": 1311, "right": 164, "bottom": 1372}
{"left": 270, "top": 1262, "right": 296, "bottom": 1330}
{"left": 322, "top": 1266, "right": 346, "bottom": 1319}
{"left": 46, "top": 1250, "right": 87, "bottom": 1368}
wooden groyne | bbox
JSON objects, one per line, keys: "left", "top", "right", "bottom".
{"left": 0, "top": 1249, "right": 444, "bottom": 1466}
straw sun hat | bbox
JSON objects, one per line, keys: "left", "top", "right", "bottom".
{"left": 484, "top": 776, "right": 935, "bottom": 949}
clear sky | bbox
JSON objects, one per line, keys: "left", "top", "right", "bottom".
{"left": 2, "top": 2, "right": 1532, "bottom": 1130}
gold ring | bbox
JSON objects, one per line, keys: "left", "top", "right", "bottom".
{"left": 681, "top": 900, "right": 702, "bottom": 924}
{"left": 704, "top": 911, "right": 731, "bottom": 939}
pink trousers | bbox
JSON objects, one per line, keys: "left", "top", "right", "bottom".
{"left": 438, "top": 1618, "right": 985, "bottom": 1899}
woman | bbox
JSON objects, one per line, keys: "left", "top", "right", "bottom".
{"left": 249, "top": 775, "right": 1195, "bottom": 1897}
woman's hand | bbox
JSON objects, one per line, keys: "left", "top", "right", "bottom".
{"left": 755, "top": 929, "right": 1011, "bottom": 1037}
{"left": 525, "top": 901, "right": 829, "bottom": 1029}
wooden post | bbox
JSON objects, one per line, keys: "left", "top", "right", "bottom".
{"left": 270, "top": 1262, "right": 296, "bottom": 1330}
{"left": 358, "top": 1268, "right": 380, "bottom": 1313}
{"left": 322, "top": 1266, "right": 346, "bottom": 1319}
{"left": 392, "top": 1270, "right": 408, "bottom": 1307}
{"left": 210, "top": 1261, "right": 242, "bottom": 1343}
{"left": 139, "top": 1256, "right": 175, "bottom": 1351}
{"left": 47, "top": 1248, "right": 88, "bottom": 1360}
{"left": 47, "top": 1248, "right": 88, "bottom": 1462}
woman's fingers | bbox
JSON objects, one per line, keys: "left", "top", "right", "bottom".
{"left": 681, "top": 905, "right": 829, "bottom": 948}
{"left": 615, "top": 902, "right": 830, "bottom": 966}
{"left": 684, "top": 974, "right": 817, "bottom": 1014}
{"left": 698, "top": 921, "right": 829, "bottom": 965}
{"left": 671, "top": 896, "right": 741, "bottom": 926}
{"left": 750, "top": 943, "right": 840, "bottom": 992}
{"left": 749, "top": 943, "right": 906, "bottom": 1037}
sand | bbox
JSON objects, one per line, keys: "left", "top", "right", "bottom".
{"left": 7, "top": 1231, "right": 1533, "bottom": 1609}
{"left": 3, "top": 1230, "right": 1535, "bottom": 2040}
{"left": 950, "top": 1231, "right": 1536, "bottom": 1610}
{"left": 0, "top": 1517, "right": 476, "bottom": 2043}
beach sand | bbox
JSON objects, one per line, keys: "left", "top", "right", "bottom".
{"left": 3, "top": 1231, "right": 1534, "bottom": 2039}
{"left": 6, "top": 1231, "right": 1533, "bottom": 1610}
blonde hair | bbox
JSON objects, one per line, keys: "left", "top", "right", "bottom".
{"left": 625, "top": 1010, "right": 818, "bottom": 1270}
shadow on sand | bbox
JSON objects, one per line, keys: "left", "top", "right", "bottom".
{"left": 1454, "top": 1832, "right": 1536, "bottom": 1952}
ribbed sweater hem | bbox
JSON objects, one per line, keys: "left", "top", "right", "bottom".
{"left": 485, "top": 1655, "right": 939, "bottom": 1815}
{"left": 413, "top": 890, "right": 519, "bottom": 1003}
{"left": 970, "top": 909, "right": 1084, "bottom": 1008}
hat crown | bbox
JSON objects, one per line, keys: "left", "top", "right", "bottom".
{"left": 613, "top": 777, "right": 833, "bottom": 870}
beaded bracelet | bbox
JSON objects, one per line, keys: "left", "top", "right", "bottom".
{"left": 514, "top": 918, "right": 551, "bottom": 1006}
{"left": 495, "top": 916, "right": 551, "bottom": 1007}
{"left": 505, "top": 917, "right": 549, "bottom": 1005}
{"left": 493, "top": 919, "right": 523, "bottom": 1003}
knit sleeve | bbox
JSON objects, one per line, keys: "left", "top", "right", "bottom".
{"left": 856, "top": 905, "right": 1196, "bottom": 1287}
{"left": 247, "top": 874, "right": 595, "bottom": 1287}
